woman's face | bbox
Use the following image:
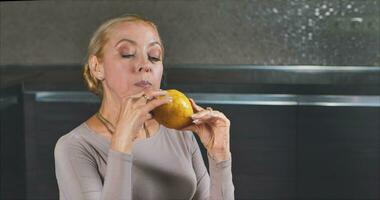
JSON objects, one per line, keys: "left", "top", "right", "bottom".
{"left": 99, "top": 21, "right": 164, "bottom": 98}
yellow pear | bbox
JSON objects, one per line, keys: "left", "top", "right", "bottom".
{"left": 152, "top": 89, "right": 194, "bottom": 130}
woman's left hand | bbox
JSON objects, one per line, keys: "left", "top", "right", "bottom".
{"left": 181, "top": 98, "right": 231, "bottom": 162}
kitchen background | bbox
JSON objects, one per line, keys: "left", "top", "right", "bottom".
{"left": 0, "top": 0, "right": 379, "bottom": 199}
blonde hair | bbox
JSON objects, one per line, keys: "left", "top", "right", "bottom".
{"left": 82, "top": 14, "right": 163, "bottom": 97}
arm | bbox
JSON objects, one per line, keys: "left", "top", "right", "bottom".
{"left": 180, "top": 98, "right": 234, "bottom": 199}
{"left": 54, "top": 139, "right": 133, "bottom": 200}
{"left": 54, "top": 90, "right": 171, "bottom": 199}
{"left": 191, "top": 135, "right": 235, "bottom": 200}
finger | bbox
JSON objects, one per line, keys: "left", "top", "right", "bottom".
{"left": 189, "top": 98, "right": 204, "bottom": 112}
{"left": 194, "top": 116, "right": 218, "bottom": 126}
{"left": 180, "top": 124, "right": 199, "bottom": 133}
{"left": 120, "top": 92, "right": 144, "bottom": 111}
{"left": 129, "top": 91, "right": 146, "bottom": 100}
{"left": 191, "top": 109, "right": 210, "bottom": 119}
{"left": 141, "top": 96, "right": 173, "bottom": 113}
{"left": 192, "top": 117, "right": 218, "bottom": 126}
{"left": 132, "top": 94, "right": 150, "bottom": 108}
{"left": 127, "top": 89, "right": 167, "bottom": 101}
{"left": 142, "top": 112, "right": 153, "bottom": 121}
{"left": 192, "top": 118, "right": 205, "bottom": 125}
{"left": 193, "top": 111, "right": 228, "bottom": 125}
{"left": 131, "top": 90, "right": 169, "bottom": 108}
{"left": 120, "top": 93, "right": 142, "bottom": 115}
{"left": 144, "top": 89, "right": 168, "bottom": 100}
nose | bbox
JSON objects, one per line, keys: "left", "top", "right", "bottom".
{"left": 136, "top": 63, "right": 152, "bottom": 73}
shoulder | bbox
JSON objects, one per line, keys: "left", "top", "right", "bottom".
{"left": 54, "top": 123, "right": 92, "bottom": 160}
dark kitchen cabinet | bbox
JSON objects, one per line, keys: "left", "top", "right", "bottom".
{"left": 23, "top": 93, "right": 99, "bottom": 200}
{"left": 194, "top": 104, "right": 298, "bottom": 200}
{"left": 297, "top": 106, "right": 380, "bottom": 199}
{"left": 0, "top": 84, "right": 26, "bottom": 200}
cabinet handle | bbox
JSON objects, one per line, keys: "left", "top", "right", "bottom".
{"left": 33, "top": 91, "right": 380, "bottom": 107}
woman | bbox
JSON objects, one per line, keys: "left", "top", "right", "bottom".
{"left": 54, "top": 14, "right": 234, "bottom": 200}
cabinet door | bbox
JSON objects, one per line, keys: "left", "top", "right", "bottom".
{"left": 23, "top": 93, "right": 99, "bottom": 200}
{"left": 196, "top": 104, "right": 297, "bottom": 200}
{"left": 0, "top": 84, "right": 26, "bottom": 200}
{"left": 297, "top": 107, "right": 380, "bottom": 199}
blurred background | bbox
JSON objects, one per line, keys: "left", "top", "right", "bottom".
{"left": 0, "top": 0, "right": 379, "bottom": 199}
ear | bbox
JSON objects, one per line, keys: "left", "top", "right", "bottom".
{"left": 88, "top": 55, "right": 105, "bottom": 81}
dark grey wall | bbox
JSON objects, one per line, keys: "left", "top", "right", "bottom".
{"left": 1, "top": 0, "right": 379, "bottom": 66}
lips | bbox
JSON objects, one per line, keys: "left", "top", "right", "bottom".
{"left": 134, "top": 80, "right": 152, "bottom": 88}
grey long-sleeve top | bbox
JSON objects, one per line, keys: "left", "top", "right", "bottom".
{"left": 54, "top": 122, "right": 234, "bottom": 200}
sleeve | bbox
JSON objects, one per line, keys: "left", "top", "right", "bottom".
{"left": 189, "top": 134, "right": 235, "bottom": 200}
{"left": 54, "top": 138, "right": 133, "bottom": 200}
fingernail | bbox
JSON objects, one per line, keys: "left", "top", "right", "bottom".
{"left": 193, "top": 119, "right": 199, "bottom": 124}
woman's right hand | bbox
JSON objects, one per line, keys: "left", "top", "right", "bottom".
{"left": 110, "top": 89, "right": 172, "bottom": 154}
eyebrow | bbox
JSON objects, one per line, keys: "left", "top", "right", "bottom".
{"left": 114, "top": 38, "right": 162, "bottom": 49}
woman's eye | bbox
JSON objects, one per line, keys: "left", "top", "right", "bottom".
{"left": 149, "top": 56, "right": 161, "bottom": 62}
{"left": 121, "top": 54, "right": 134, "bottom": 58}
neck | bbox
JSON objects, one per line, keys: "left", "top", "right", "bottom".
{"left": 98, "top": 90, "right": 122, "bottom": 129}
